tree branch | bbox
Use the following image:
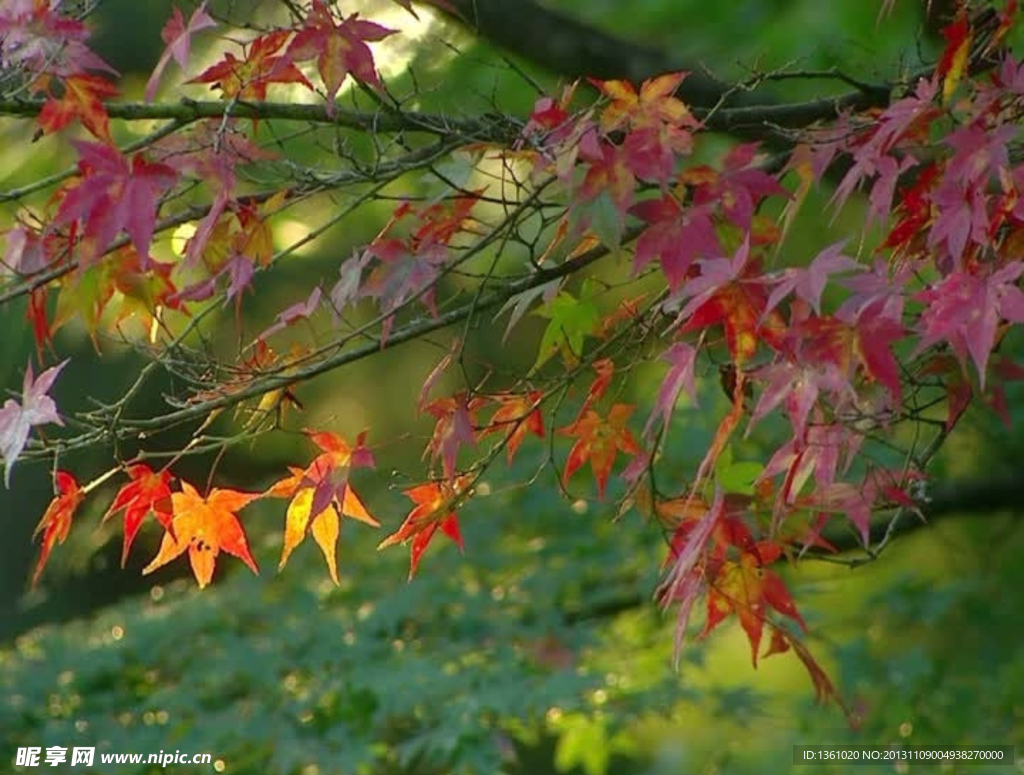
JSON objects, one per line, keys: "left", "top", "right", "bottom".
{"left": 433, "top": 0, "right": 761, "bottom": 108}
{"left": 563, "top": 474, "right": 1024, "bottom": 625}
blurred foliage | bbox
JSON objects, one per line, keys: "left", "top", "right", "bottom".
{"left": 3, "top": 459, "right": 1023, "bottom": 774}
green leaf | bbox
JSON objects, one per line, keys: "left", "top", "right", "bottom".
{"left": 532, "top": 286, "right": 600, "bottom": 372}
{"left": 718, "top": 460, "right": 763, "bottom": 495}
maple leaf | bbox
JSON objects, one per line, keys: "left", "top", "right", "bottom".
{"left": 102, "top": 464, "right": 174, "bottom": 567}
{"left": 762, "top": 242, "right": 861, "bottom": 318}
{"left": 265, "top": 431, "right": 379, "bottom": 583}
{"left": 267, "top": 462, "right": 378, "bottom": 580}
{"left": 286, "top": 3, "right": 395, "bottom": 108}
{"left": 32, "top": 471, "right": 83, "bottom": 586}
{"left": 0, "top": 359, "right": 67, "bottom": 487}
{"left": 378, "top": 476, "right": 471, "bottom": 579}
{"left": 299, "top": 430, "right": 377, "bottom": 522}
{"left": 480, "top": 391, "right": 545, "bottom": 464}
{"left": 644, "top": 342, "right": 697, "bottom": 440}
{"left": 35, "top": 72, "right": 118, "bottom": 143}
{"left": 701, "top": 547, "right": 805, "bottom": 666}
{"left": 830, "top": 78, "right": 938, "bottom": 213}
{"left": 54, "top": 142, "right": 179, "bottom": 264}
{"left": 937, "top": 11, "right": 973, "bottom": 103}
{"left": 189, "top": 29, "right": 314, "bottom": 101}
{"left": 576, "top": 131, "right": 636, "bottom": 220}
{"left": 258, "top": 286, "right": 322, "bottom": 341}
{"left": 142, "top": 481, "right": 259, "bottom": 588}
{"left": 532, "top": 285, "right": 600, "bottom": 371}
{"left": 558, "top": 403, "right": 640, "bottom": 498}
{"left": 591, "top": 72, "right": 695, "bottom": 133}
{"left": 0, "top": 1, "right": 116, "bottom": 77}
{"left": 630, "top": 196, "right": 719, "bottom": 292}
{"left": 424, "top": 394, "right": 482, "bottom": 478}
{"left": 673, "top": 239, "right": 781, "bottom": 365}
{"left": 686, "top": 143, "right": 787, "bottom": 230}
{"left": 145, "top": 2, "right": 217, "bottom": 101}
{"left": 915, "top": 262, "right": 1024, "bottom": 388}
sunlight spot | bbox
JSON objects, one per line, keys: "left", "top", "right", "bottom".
{"left": 110, "top": 625, "right": 124, "bottom": 640}
{"left": 572, "top": 499, "right": 588, "bottom": 514}
{"left": 213, "top": 760, "right": 226, "bottom": 773}
{"left": 170, "top": 223, "right": 196, "bottom": 257}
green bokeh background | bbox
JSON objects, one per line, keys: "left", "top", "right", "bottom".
{"left": 1, "top": 1, "right": 1022, "bottom": 773}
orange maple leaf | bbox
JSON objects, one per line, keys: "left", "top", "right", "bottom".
{"left": 591, "top": 72, "right": 694, "bottom": 133}
{"left": 142, "top": 481, "right": 259, "bottom": 588}
{"left": 480, "top": 391, "right": 545, "bottom": 464}
{"left": 558, "top": 403, "right": 639, "bottom": 498}
{"left": 102, "top": 464, "right": 174, "bottom": 567}
{"left": 377, "top": 475, "right": 471, "bottom": 579}
{"left": 265, "top": 430, "right": 379, "bottom": 584}
{"left": 35, "top": 73, "right": 118, "bottom": 143}
{"left": 32, "top": 471, "right": 84, "bottom": 586}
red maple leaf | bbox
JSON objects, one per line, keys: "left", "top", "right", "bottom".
{"left": 645, "top": 342, "right": 697, "bottom": 439}
{"left": 378, "top": 476, "right": 472, "bottom": 579}
{"left": 674, "top": 239, "right": 781, "bottom": 365}
{"left": 32, "top": 471, "right": 84, "bottom": 586}
{"left": 102, "top": 464, "right": 174, "bottom": 566}
{"left": 558, "top": 403, "right": 640, "bottom": 498}
{"left": 0, "top": 359, "right": 67, "bottom": 487}
{"left": 286, "top": 3, "right": 394, "bottom": 107}
{"left": 54, "top": 142, "right": 179, "bottom": 264}
{"left": 630, "top": 196, "right": 719, "bottom": 292}
{"left": 189, "top": 29, "right": 313, "bottom": 101}
{"left": 701, "top": 544, "right": 806, "bottom": 666}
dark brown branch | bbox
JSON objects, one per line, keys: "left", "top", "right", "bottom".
{"left": 563, "top": 474, "right": 1024, "bottom": 624}
{"left": 433, "top": 0, "right": 762, "bottom": 108}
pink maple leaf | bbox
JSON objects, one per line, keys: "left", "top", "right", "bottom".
{"left": 258, "top": 287, "right": 323, "bottom": 341}
{"left": 145, "top": 3, "right": 216, "bottom": 101}
{"left": 644, "top": 342, "right": 697, "bottom": 440}
{"left": 0, "top": 360, "right": 67, "bottom": 487}
{"left": 55, "top": 142, "right": 178, "bottom": 265}
{"left": 916, "top": 262, "right": 1024, "bottom": 388}
{"left": 763, "top": 241, "right": 861, "bottom": 318}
